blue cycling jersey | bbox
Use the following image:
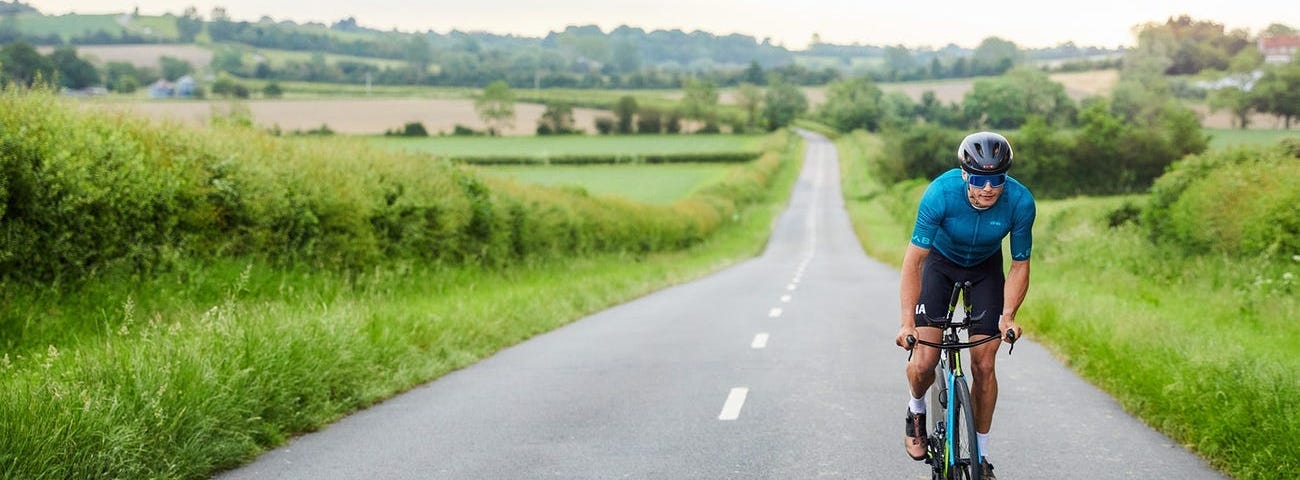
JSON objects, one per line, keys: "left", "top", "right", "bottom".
{"left": 909, "top": 168, "right": 1036, "bottom": 267}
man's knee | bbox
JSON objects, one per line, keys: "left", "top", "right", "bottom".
{"left": 970, "top": 348, "right": 998, "bottom": 381}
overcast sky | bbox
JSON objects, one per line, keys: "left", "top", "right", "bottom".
{"left": 23, "top": 0, "right": 1300, "bottom": 50}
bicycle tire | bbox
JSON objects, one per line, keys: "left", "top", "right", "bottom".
{"left": 951, "top": 378, "right": 982, "bottom": 480}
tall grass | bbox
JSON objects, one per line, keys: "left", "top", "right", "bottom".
{"left": 837, "top": 131, "right": 1298, "bottom": 480}
{"left": 0, "top": 88, "right": 789, "bottom": 284}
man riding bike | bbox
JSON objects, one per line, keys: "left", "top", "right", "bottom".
{"left": 894, "top": 131, "right": 1036, "bottom": 479}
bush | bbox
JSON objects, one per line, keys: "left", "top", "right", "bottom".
{"left": 385, "top": 121, "right": 428, "bottom": 137}
{"left": 1144, "top": 141, "right": 1300, "bottom": 257}
{"left": 594, "top": 117, "right": 615, "bottom": 135}
{"left": 875, "top": 124, "right": 964, "bottom": 184}
{"left": 0, "top": 89, "right": 798, "bottom": 283}
{"left": 263, "top": 82, "right": 284, "bottom": 98}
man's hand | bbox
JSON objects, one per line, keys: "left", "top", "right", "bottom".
{"left": 896, "top": 325, "right": 919, "bottom": 350}
{"left": 999, "top": 314, "right": 1023, "bottom": 342}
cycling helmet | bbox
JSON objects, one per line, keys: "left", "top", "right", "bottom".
{"left": 957, "top": 132, "right": 1013, "bottom": 175}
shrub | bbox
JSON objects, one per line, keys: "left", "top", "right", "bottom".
{"left": 1144, "top": 141, "right": 1300, "bottom": 256}
{"left": 0, "top": 89, "right": 798, "bottom": 283}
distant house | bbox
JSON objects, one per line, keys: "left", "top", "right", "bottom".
{"left": 176, "top": 75, "right": 197, "bottom": 97}
{"left": 1259, "top": 34, "right": 1300, "bottom": 64}
{"left": 148, "top": 76, "right": 198, "bottom": 98}
{"left": 148, "top": 79, "right": 174, "bottom": 98}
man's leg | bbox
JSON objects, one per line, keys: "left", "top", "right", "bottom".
{"left": 969, "top": 336, "right": 1000, "bottom": 434}
{"left": 904, "top": 327, "right": 941, "bottom": 460}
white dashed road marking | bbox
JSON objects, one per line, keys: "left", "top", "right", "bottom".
{"left": 718, "top": 387, "right": 749, "bottom": 420}
{"left": 768, "top": 308, "right": 783, "bottom": 318}
{"left": 751, "top": 333, "right": 769, "bottom": 349}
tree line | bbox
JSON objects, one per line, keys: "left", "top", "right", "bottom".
{"left": 0, "top": 4, "right": 1135, "bottom": 90}
{"left": 817, "top": 21, "right": 1300, "bottom": 198}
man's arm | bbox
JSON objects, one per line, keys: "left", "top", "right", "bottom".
{"left": 896, "top": 244, "right": 930, "bottom": 349}
{"left": 999, "top": 258, "right": 1029, "bottom": 339}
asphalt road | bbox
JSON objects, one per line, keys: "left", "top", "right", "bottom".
{"left": 216, "top": 132, "right": 1226, "bottom": 479}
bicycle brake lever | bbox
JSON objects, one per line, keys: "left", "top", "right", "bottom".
{"left": 1005, "top": 329, "right": 1017, "bottom": 355}
{"left": 906, "top": 335, "right": 916, "bottom": 362}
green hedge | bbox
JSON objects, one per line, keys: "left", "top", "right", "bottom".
{"left": 0, "top": 88, "right": 794, "bottom": 283}
{"left": 1143, "top": 139, "right": 1300, "bottom": 257}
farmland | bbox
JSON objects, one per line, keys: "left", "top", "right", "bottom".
{"left": 475, "top": 163, "right": 734, "bottom": 204}
{"left": 91, "top": 98, "right": 610, "bottom": 135}
{"left": 379, "top": 134, "right": 768, "bottom": 159}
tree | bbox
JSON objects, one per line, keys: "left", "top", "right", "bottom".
{"left": 263, "top": 82, "right": 284, "bottom": 98}
{"left": 816, "top": 76, "right": 885, "bottom": 132}
{"left": 159, "top": 56, "right": 193, "bottom": 81}
{"left": 536, "top": 102, "right": 577, "bottom": 135}
{"left": 970, "top": 37, "right": 1021, "bottom": 76}
{"left": 0, "top": 42, "right": 54, "bottom": 87}
{"left": 403, "top": 34, "right": 433, "bottom": 82}
{"left": 963, "top": 67, "right": 1075, "bottom": 129}
{"left": 1208, "top": 86, "right": 1253, "bottom": 129}
{"left": 1250, "top": 63, "right": 1300, "bottom": 128}
{"left": 176, "top": 11, "right": 204, "bottom": 42}
{"left": 49, "top": 46, "right": 99, "bottom": 89}
{"left": 475, "top": 80, "right": 515, "bottom": 135}
{"left": 636, "top": 108, "right": 662, "bottom": 134}
{"left": 762, "top": 78, "right": 808, "bottom": 131}
{"left": 680, "top": 77, "right": 719, "bottom": 132}
{"left": 735, "top": 83, "right": 763, "bottom": 131}
{"left": 613, "top": 95, "right": 638, "bottom": 133}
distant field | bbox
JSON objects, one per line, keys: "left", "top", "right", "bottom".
{"left": 91, "top": 98, "right": 610, "bottom": 136}
{"left": 379, "top": 134, "right": 768, "bottom": 159}
{"left": 1206, "top": 128, "right": 1300, "bottom": 149}
{"left": 10, "top": 13, "right": 122, "bottom": 38}
{"left": 42, "top": 44, "right": 213, "bottom": 69}
{"left": 475, "top": 163, "right": 734, "bottom": 204}
{"left": 797, "top": 69, "right": 1121, "bottom": 107}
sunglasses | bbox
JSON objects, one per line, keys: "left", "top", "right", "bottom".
{"left": 966, "top": 173, "right": 1006, "bottom": 189}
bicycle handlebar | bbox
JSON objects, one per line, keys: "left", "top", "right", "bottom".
{"left": 905, "top": 329, "right": 1018, "bottom": 361}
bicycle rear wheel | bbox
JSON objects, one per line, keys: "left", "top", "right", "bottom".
{"left": 950, "top": 378, "right": 982, "bottom": 480}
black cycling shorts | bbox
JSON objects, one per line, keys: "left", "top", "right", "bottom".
{"left": 914, "top": 250, "right": 1004, "bottom": 337}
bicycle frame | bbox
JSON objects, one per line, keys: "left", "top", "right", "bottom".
{"left": 907, "top": 281, "right": 1015, "bottom": 480}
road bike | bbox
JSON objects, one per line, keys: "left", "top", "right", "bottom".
{"left": 906, "top": 281, "right": 1016, "bottom": 480}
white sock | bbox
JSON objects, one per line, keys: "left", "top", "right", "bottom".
{"left": 908, "top": 395, "right": 926, "bottom": 414}
{"left": 977, "top": 432, "right": 990, "bottom": 460}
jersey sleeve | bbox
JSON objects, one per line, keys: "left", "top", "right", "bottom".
{"left": 1009, "top": 193, "right": 1036, "bottom": 261}
{"left": 909, "top": 181, "right": 944, "bottom": 249}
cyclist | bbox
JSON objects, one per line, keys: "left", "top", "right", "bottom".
{"left": 894, "top": 131, "right": 1034, "bottom": 479}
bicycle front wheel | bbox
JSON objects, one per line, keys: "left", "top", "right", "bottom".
{"left": 950, "top": 378, "right": 982, "bottom": 480}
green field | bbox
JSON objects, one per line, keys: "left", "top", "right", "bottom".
{"left": 238, "top": 44, "right": 409, "bottom": 71}
{"left": 379, "top": 134, "right": 769, "bottom": 160}
{"left": 475, "top": 163, "right": 733, "bottom": 204}
{"left": 9, "top": 13, "right": 123, "bottom": 38}
{"left": 1206, "top": 128, "right": 1300, "bottom": 149}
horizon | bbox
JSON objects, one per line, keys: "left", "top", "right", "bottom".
{"left": 18, "top": 0, "right": 1300, "bottom": 51}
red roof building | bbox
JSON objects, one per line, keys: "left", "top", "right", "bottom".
{"left": 1259, "top": 35, "right": 1300, "bottom": 64}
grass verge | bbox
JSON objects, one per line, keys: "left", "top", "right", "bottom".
{"left": 837, "top": 131, "right": 1297, "bottom": 480}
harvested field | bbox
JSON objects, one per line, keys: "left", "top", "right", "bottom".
{"left": 91, "top": 98, "right": 608, "bottom": 136}
{"left": 43, "top": 44, "right": 213, "bottom": 69}
{"left": 796, "top": 69, "right": 1121, "bottom": 108}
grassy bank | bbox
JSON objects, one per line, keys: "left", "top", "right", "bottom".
{"left": 837, "top": 131, "right": 1298, "bottom": 480}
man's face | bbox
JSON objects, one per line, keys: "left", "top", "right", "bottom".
{"left": 963, "top": 172, "right": 1005, "bottom": 209}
